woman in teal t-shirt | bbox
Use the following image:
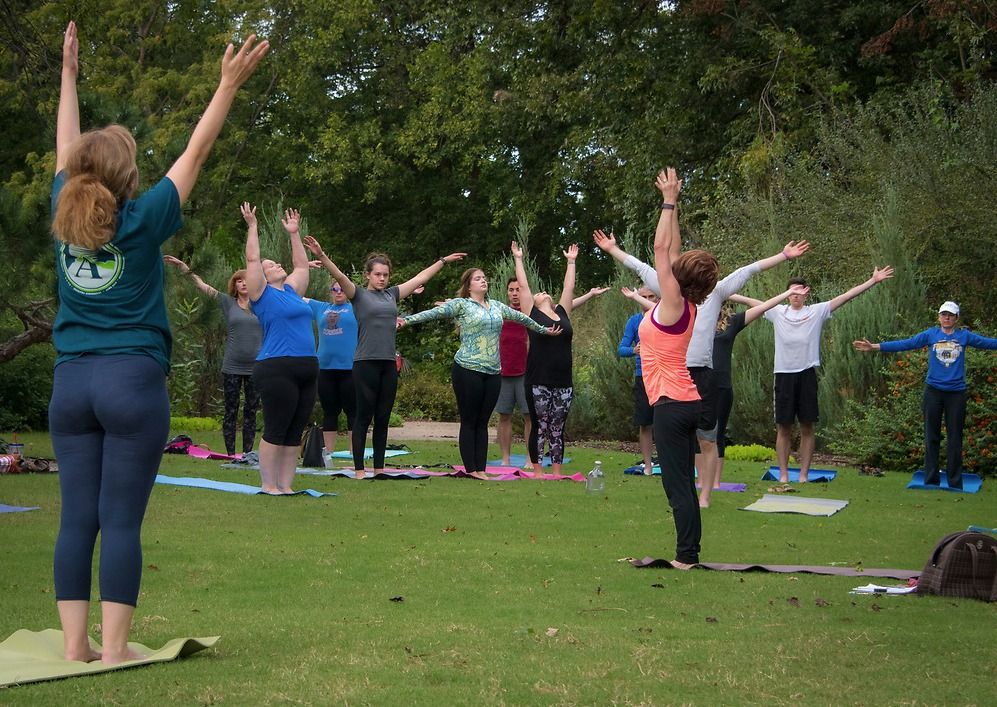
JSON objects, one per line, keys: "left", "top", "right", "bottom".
{"left": 48, "top": 22, "right": 268, "bottom": 665}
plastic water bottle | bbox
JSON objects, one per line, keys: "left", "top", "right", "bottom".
{"left": 586, "top": 460, "right": 605, "bottom": 495}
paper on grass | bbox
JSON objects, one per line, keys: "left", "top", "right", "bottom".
{"left": 849, "top": 584, "right": 916, "bottom": 595}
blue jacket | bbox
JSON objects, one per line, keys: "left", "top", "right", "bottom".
{"left": 618, "top": 312, "right": 644, "bottom": 378}
{"left": 879, "top": 327, "right": 997, "bottom": 391}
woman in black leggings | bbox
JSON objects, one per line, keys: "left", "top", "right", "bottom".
{"left": 303, "top": 237, "right": 465, "bottom": 475}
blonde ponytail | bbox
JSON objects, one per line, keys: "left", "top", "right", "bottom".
{"left": 51, "top": 125, "right": 139, "bottom": 250}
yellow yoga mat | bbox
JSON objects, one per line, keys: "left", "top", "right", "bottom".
{"left": 0, "top": 629, "right": 218, "bottom": 687}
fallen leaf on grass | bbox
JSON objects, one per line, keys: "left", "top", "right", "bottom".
{"left": 442, "top": 526, "right": 456, "bottom": 533}
{"left": 651, "top": 583, "right": 665, "bottom": 589}
{"left": 545, "top": 628, "right": 559, "bottom": 637}
{"left": 815, "top": 598, "right": 829, "bottom": 607}
{"left": 390, "top": 596, "right": 404, "bottom": 602}
{"left": 147, "top": 564, "right": 159, "bottom": 571}
{"left": 787, "top": 597, "right": 800, "bottom": 608}
{"left": 705, "top": 617, "right": 718, "bottom": 623}
{"left": 870, "top": 603, "right": 881, "bottom": 612}
{"left": 530, "top": 534, "right": 536, "bottom": 544}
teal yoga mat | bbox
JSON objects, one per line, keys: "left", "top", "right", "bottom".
{"left": 907, "top": 470, "right": 982, "bottom": 493}
{"left": 762, "top": 467, "right": 836, "bottom": 482}
{"left": 1, "top": 503, "right": 40, "bottom": 513}
{"left": 155, "top": 474, "right": 335, "bottom": 497}
{"left": 329, "top": 448, "right": 409, "bottom": 460}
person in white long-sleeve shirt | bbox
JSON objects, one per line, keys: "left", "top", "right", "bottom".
{"left": 593, "top": 175, "right": 809, "bottom": 506}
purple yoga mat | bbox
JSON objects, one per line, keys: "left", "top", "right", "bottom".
{"left": 629, "top": 557, "right": 919, "bottom": 580}
{"left": 696, "top": 482, "right": 748, "bottom": 492}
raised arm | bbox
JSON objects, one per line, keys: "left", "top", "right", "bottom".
{"left": 652, "top": 167, "right": 684, "bottom": 320}
{"left": 55, "top": 22, "right": 80, "bottom": 173}
{"left": 654, "top": 168, "right": 681, "bottom": 264}
{"left": 592, "top": 229, "right": 660, "bottom": 296}
{"left": 510, "top": 240, "right": 534, "bottom": 305}
{"left": 753, "top": 240, "right": 810, "bottom": 273}
{"left": 301, "top": 236, "right": 356, "bottom": 299}
{"left": 829, "top": 266, "right": 894, "bottom": 312}
{"left": 621, "top": 287, "right": 656, "bottom": 312}
{"left": 497, "top": 302, "right": 562, "bottom": 336}
{"left": 744, "top": 284, "right": 809, "bottom": 325}
{"left": 280, "top": 209, "right": 310, "bottom": 295}
{"left": 163, "top": 255, "right": 218, "bottom": 297}
{"left": 397, "top": 253, "right": 466, "bottom": 299}
{"left": 727, "top": 293, "right": 764, "bottom": 308}
{"left": 165, "top": 34, "right": 269, "bottom": 203}
{"left": 242, "top": 202, "right": 266, "bottom": 301}
{"left": 558, "top": 243, "right": 578, "bottom": 313}
{"left": 572, "top": 286, "right": 610, "bottom": 310}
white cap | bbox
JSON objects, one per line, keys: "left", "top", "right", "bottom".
{"left": 938, "top": 301, "right": 960, "bottom": 316}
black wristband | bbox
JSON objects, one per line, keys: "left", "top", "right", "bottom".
{"left": 438, "top": 257, "right": 446, "bottom": 265}
{"left": 660, "top": 202, "right": 675, "bottom": 210}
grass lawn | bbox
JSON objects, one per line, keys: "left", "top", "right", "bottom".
{"left": 1, "top": 431, "right": 994, "bottom": 705}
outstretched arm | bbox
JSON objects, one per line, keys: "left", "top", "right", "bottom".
{"left": 728, "top": 293, "right": 764, "bottom": 308}
{"left": 829, "top": 266, "right": 894, "bottom": 312}
{"left": 497, "top": 302, "right": 562, "bottom": 336}
{"left": 593, "top": 229, "right": 660, "bottom": 296}
{"left": 572, "top": 286, "right": 610, "bottom": 310}
{"left": 165, "top": 34, "right": 269, "bottom": 203}
{"left": 55, "top": 22, "right": 80, "bottom": 173}
{"left": 163, "top": 255, "right": 218, "bottom": 297}
{"left": 397, "top": 253, "right": 466, "bottom": 299}
{"left": 281, "top": 209, "right": 311, "bottom": 295}
{"left": 510, "top": 240, "right": 534, "bottom": 305}
{"left": 753, "top": 240, "right": 810, "bottom": 273}
{"left": 744, "top": 284, "right": 809, "bottom": 325}
{"left": 242, "top": 202, "right": 266, "bottom": 301}
{"left": 301, "top": 235, "right": 356, "bottom": 299}
{"left": 558, "top": 243, "right": 578, "bottom": 313}
{"left": 621, "top": 287, "right": 655, "bottom": 312}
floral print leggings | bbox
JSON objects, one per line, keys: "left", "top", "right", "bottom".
{"left": 526, "top": 385, "right": 574, "bottom": 465}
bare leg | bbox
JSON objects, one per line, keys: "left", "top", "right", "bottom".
{"left": 715, "top": 457, "right": 725, "bottom": 487}
{"left": 798, "top": 422, "right": 815, "bottom": 483}
{"left": 322, "top": 430, "right": 337, "bottom": 455}
{"left": 258, "top": 440, "right": 281, "bottom": 494}
{"left": 58, "top": 600, "right": 100, "bottom": 662}
{"left": 276, "top": 444, "right": 298, "bottom": 493}
{"left": 551, "top": 462, "right": 562, "bottom": 476}
{"left": 776, "top": 423, "right": 794, "bottom": 483}
{"left": 696, "top": 439, "right": 718, "bottom": 508}
{"left": 497, "top": 413, "right": 512, "bottom": 464}
{"left": 522, "top": 414, "right": 532, "bottom": 457}
{"left": 639, "top": 425, "right": 653, "bottom": 474}
{"left": 100, "top": 601, "right": 144, "bottom": 665}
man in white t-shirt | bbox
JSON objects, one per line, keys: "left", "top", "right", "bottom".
{"left": 765, "top": 267, "right": 894, "bottom": 482}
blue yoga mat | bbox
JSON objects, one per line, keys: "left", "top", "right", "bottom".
{"left": 155, "top": 474, "right": 335, "bottom": 497}
{"left": 0, "top": 503, "right": 40, "bottom": 513}
{"left": 488, "top": 454, "right": 570, "bottom": 468}
{"left": 762, "top": 467, "right": 836, "bottom": 482}
{"left": 907, "top": 470, "right": 982, "bottom": 493}
{"left": 329, "top": 448, "right": 409, "bottom": 460}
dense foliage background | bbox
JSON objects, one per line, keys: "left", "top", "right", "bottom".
{"left": 1, "top": 1, "right": 994, "bottom": 471}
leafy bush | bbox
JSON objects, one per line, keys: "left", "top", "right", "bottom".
{"left": 724, "top": 444, "right": 777, "bottom": 462}
{"left": 827, "top": 349, "right": 997, "bottom": 476}
{"left": 170, "top": 416, "right": 222, "bottom": 431}
{"left": 394, "top": 366, "right": 458, "bottom": 421}
{"left": 0, "top": 341, "right": 54, "bottom": 431}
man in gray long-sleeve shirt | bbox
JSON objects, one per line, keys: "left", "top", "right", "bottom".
{"left": 593, "top": 174, "right": 809, "bottom": 505}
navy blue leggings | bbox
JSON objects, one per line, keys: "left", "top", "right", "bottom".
{"left": 50, "top": 355, "right": 170, "bottom": 606}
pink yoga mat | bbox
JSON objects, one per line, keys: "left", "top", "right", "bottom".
{"left": 186, "top": 445, "right": 241, "bottom": 461}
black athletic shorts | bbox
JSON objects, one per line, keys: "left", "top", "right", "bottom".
{"left": 687, "top": 366, "right": 717, "bottom": 433}
{"left": 773, "top": 367, "right": 819, "bottom": 425}
{"left": 633, "top": 377, "right": 653, "bottom": 427}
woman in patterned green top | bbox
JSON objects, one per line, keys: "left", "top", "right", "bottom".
{"left": 400, "top": 268, "right": 562, "bottom": 475}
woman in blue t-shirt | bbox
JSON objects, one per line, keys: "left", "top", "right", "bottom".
{"left": 244, "top": 204, "right": 317, "bottom": 494}
{"left": 48, "top": 22, "right": 268, "bottom": 664}
{"left": 306, "top": 283, "right": 359, "bottom": 457}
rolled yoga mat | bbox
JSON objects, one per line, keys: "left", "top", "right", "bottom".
{"left": 0, "top": 628, "right": 218, "bottom": 687}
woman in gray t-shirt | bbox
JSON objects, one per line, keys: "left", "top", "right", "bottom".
{"left": 304, "top": 240, "right": 465, "bottom": 475}
{"left": 164, "top": 255, "right": 262, "bottom": 455}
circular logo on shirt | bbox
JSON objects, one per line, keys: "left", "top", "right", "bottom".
{"left": 59, "top": 242, "right": 124, "bottom": 294}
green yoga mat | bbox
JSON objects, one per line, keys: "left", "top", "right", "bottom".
{"left": 0, "top": 629, "right": 218, "bottom": 687}
{"left": 740, "top": 494, "right": 849, "bottom": 517}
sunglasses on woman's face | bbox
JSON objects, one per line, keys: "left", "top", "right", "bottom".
{"left": 331, "top": 286, "right": 343, "bottom": 293}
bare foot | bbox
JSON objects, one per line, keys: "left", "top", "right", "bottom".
{"left": 798, "top": 474, "right": 809, "bottom": 483}
{"left": 779, "top": 474, "right": 789, "bottom": 483}
{"left": 355, "top": 469, "right": 366, "bottom": 479}
{"left": 671, "top": 560, "right": 695, "bottom": 571}
{"left": 101, "top": 645, "right": 145, "bottom": 665}
{"left": 469, "top": 471, "right": 487, "bottom": 480}
{"left": 65, "top": 645, "right": 101, "bottom": 663}
{"left": 699, "top": 501, "right": 710, "bottom": 509}
{"left": 261, "top": 485, "right": 281, "bottom": 495}
{"left": 277, "top": 487, "right": 295, "bottom": 494}
{"left": 373, "top": 468, "right": 385, "bottom": 475}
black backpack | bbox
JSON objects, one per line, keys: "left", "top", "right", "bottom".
{"left": 918, "top": 532, "right": 997, "bottom": 602}
{"left": 300, "top": 424, "right": 325, "bottom": 469}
